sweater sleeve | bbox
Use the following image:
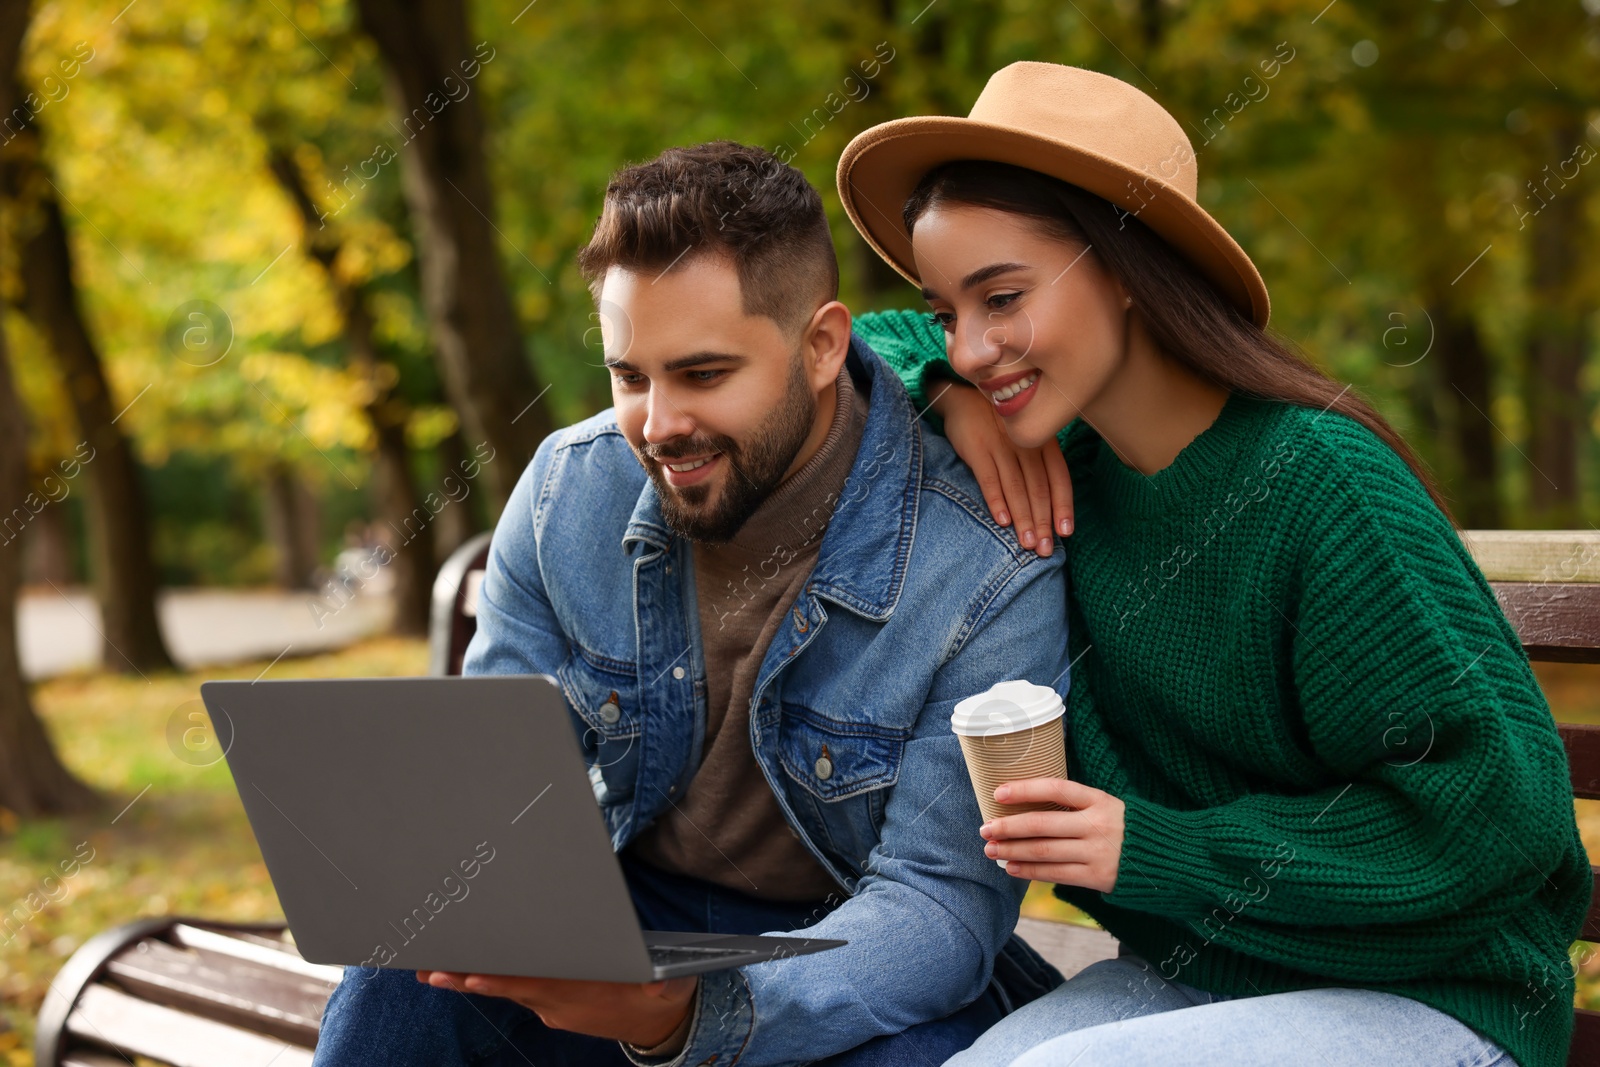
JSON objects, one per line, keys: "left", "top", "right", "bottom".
{"left": 853, "top": 308, "right": 1087, "bottom": 464}
{"left": 852, "top": 309, "right": 961, "bottom": 435}
{"left": 1098, "top": 429, "right": 1590, "bottom": 980}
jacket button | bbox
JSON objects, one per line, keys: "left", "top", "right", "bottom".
{"left": 814, "top": 756, "right": 834, "bottom": 780}
{"left": 599, "top": 702, "right": 621, "bottom": 724}
{"left": 672, "top": 666, "right": 686, "bottom": 680}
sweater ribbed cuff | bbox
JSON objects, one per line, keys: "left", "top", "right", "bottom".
{"left": 921, "top": 361, "right": 968, "bottom": 434}
{"left": 851, "top": 310, "right": 956, "bottom": 436}
{"left": 1103, "top": 793, "right": 1211, "bottom": 918}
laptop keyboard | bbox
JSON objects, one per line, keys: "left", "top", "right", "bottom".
{"left": 648, "top": 944, "right": 756, "bottom": 966}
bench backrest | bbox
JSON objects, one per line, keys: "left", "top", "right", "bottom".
{"left": 1469, "top": 534, "right": 1600, "bottom": 1063}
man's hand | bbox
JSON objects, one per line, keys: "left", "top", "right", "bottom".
{"left": 978, "top": 777, "right": 1124, "bottom": 892}
{"left": 416, "top": 969, "right": 698, "bottom": 1049}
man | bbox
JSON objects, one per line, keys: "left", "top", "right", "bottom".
{"left": 311, "top": 141, "right": 1068, "bottom": 1067}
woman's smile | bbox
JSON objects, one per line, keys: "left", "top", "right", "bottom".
{"left": 981, "top": 369, "right": 1041, "bottom": 416}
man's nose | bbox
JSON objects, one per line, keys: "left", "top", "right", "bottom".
{"left": 642, "top": 386, "right": 696, "bottom": 445}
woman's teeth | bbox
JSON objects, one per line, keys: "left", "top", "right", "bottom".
{"left": 990, "top": 373, "right": 1039, "bottom": 403}
{"left": 667, "top": 454, "right": 717, "bottom": 472}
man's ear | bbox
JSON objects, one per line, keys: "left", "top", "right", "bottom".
{"left": 800, "top": 300, "right": 853, "bottom": 391}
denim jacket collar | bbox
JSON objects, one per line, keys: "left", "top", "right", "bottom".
{"left": 620, "top": 334, "right": 920, "bottom": 622}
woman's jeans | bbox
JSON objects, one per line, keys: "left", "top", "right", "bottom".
{"left": 311, "top": 848, "right": 1006, "bottom": 1066}
{"left": 943, "top": 948, "right": 1516, "bottom": 1067}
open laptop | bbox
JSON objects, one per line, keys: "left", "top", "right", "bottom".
{"left": 199, "top": 675, "right": 845, "bottom": 981}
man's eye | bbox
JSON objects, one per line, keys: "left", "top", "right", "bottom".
{"left": 613, "top": 373, "right": 644, "bottom": 387}
{"left": 689, "top": 370, "right": 723, "bottom": 384}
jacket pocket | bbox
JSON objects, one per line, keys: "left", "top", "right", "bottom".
{"left": 555, "top": 647, "right": 642, "bottom": 804}
{"left": 777, "top": 704, "right": 906, "bottom": 800}
{"left": 777, "top": 703, "right": 905, "bottom": 874}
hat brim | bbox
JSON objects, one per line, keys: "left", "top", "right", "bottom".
{"left": 837, "top": 115, "right": 1270, "bottom": 328}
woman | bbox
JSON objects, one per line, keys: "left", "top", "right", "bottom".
{"left": 837, "top": 62, "right": 1589, "bottom": 1067}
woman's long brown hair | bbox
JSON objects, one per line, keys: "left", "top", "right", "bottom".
{"left": 902, "top": 160, "right": 1454, "bottom": 521}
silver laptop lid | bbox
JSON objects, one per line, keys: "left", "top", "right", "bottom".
{"left": 201, "top": 675, "right": 658, "bottom": 981}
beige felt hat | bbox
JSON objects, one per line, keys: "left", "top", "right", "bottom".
{"left": 836, "top": 61, "right": 1270, "bottom": 327}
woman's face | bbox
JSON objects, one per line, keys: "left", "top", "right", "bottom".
{"left": 910, "top": 202, "right": 1131, "bottom": 450}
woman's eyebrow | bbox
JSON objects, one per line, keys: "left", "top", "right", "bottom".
{"left": 920, "top": 261, "right": 1031, "bottom": 300}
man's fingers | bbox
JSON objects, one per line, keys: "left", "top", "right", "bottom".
{"left": 1042, "top": 443, "right": 1074, "bottom": 536}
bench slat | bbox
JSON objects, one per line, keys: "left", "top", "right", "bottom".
{"left": 1572, "top": 1008, "right": 1600, "bottom": 1067}
{"left": 1587, "top": 870, "right": 1600, "bottom": 945}
{"left": 67, "top": 984, "right": 314, "bottom": 1067}
{"left": 1015, "top": 918, "right": 1120, "bottom": 980}
{"left": 1491, "top": 583, "right": 1600, "bottom": 663}
{"left": 60, "top": 1053, "right": 137, "bottom": 1067}
{"left": 1461, "top": 531, "right": 1600, "bottom": 584}
{"left": 104, "top": 936, "right": 334, "bottom": 1048}
{"left": 1559, "top": 725, "right": 1600, "bottom": 801}
{"left": 168, "top": 924, "right": 343, "bottom": 984}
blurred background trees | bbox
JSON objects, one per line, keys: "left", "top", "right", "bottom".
{"left": 0, "top": 0, "right": 1596, "bottom": 811}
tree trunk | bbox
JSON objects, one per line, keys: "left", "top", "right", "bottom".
{"left": 367, "top": 417, "right": 433, "bottom": 636}
{"left": 0, "top": 0, "right": 97, "bottom": 816}
{"left": 1430, "top": 305, "right": 1503, "bottom": 528}
{"left": 354, "top": 0, "right": 551, "bottom": 516}
{"left": 1522, "top": 116, "right": 1588, "bottom": 527}
{"left": 0, "top": 341, "right": 99, "bottom": 816}
{"left": 0, "top": 40, "right": 173, "bottom": 673}
{"left": 262, "top": 463, "right": 320, "bottom": 590}
{"left": 267, "top": 151, "right": 434, "bottom": 635}
{"left": 1139, "top": 0, "right": 1164, "bottom": 53}
{"left": 10, "top": 183, "right": 176, "bottom": 672}
{"left": 22, "top": 490, "right": 76, "bottom": 586}
{"left": 432, "top": 427, "right": 481, "bottom": 564}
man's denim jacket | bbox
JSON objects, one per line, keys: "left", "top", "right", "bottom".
{"left": 463, "top": 322, "right": 1070, "bottom": 1066}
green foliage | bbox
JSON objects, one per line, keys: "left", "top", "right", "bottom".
{"left": 10, "top": 0, "right": 1599, "bottom": 569}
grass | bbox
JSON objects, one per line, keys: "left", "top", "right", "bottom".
{"left": 1, "top": 647, "right": 1597, "bottom": 1063}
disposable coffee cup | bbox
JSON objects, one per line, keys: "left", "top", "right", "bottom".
{"left": 951, "top": 681, "right": 1068, "bottom": 868}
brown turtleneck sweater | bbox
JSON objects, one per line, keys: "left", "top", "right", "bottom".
{"left": 626, "top": 365, "right": 868, "bottom": 902}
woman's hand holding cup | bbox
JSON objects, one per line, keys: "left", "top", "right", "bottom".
{"left": 979, "top": 777, "right": 1125, "bottom": 892}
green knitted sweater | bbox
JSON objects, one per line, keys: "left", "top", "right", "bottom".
{"left": 856, "top": 308, "right": 1591, "bottom": 1067}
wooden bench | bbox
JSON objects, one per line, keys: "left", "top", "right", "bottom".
{"left": 35, "top": 530, "right": 1600, "bottom": 1066}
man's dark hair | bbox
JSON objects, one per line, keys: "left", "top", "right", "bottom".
{"left": 576, "top": 141, "right": 839, "bottom": 335}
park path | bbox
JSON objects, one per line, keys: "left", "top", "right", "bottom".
{"left": 16, "top": 586, "right": 395, "bottom": 679}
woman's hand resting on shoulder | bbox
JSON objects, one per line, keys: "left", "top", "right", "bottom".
{"left": 930, "top": 380, "right": 1073, "bottom": 557}
{"left": 979, "top": 777, "right": 1125, "bottom": 893}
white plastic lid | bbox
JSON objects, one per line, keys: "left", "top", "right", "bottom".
{"left": 950, "top": 680, "right": 1064, "bottom": 737}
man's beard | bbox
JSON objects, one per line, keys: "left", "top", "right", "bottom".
{"left": 641, "top": 351, "right": 817, "bottom": 544}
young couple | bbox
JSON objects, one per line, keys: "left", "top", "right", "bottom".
{"left": 311, "top": 62, "right": 1588, "bottom": 1067}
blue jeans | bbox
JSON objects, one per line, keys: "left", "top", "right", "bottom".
{"left": 312, "top": 849, "right": 1007, "bottom": 1066}
{"left": 943, "top": 950, "right": 1516, "bottom": 1067}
